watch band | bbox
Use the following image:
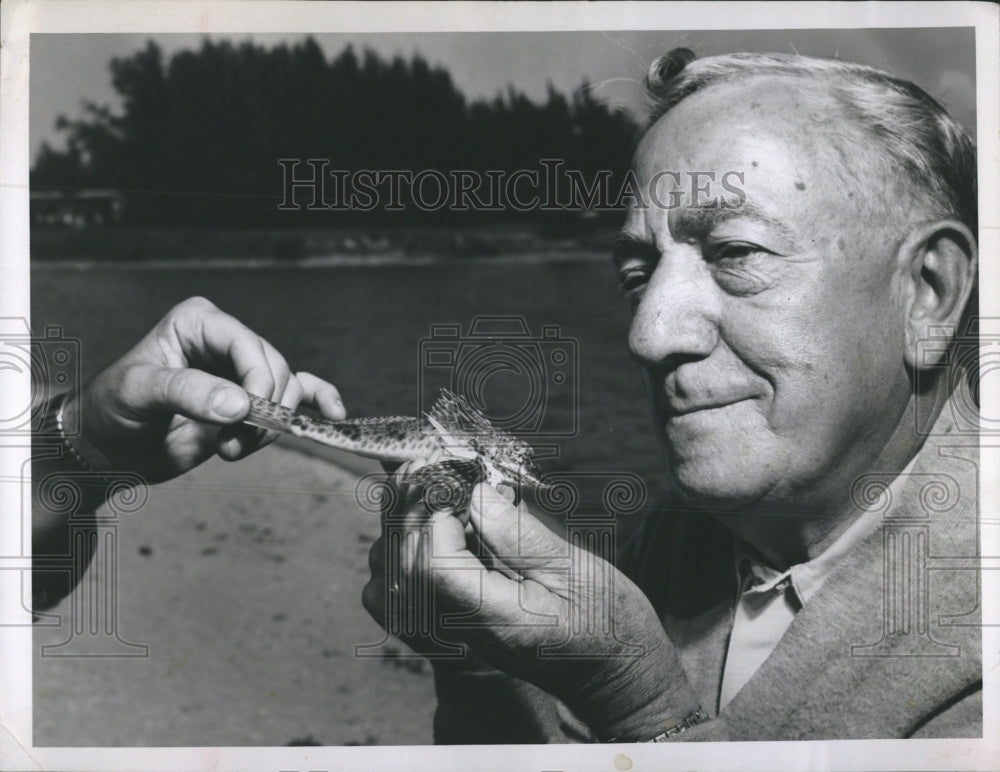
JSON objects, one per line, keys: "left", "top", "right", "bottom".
{"left": 644, "top": 707, "right": 710, "bottom": 742}
{"left": 606, "top": 706, "right": 710, "bottom": 743}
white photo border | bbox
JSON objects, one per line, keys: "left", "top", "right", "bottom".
{"left": 1, "top": 2, "right": 997, "bottom": 770}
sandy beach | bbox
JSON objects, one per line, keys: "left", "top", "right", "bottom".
{"left": 33, "top": 440, "right": 436, "bottom": 747}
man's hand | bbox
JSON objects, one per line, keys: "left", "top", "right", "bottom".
{"left": 363, "top": 457, "right": 701, "bottom": 740}
{"left": 64, "top": 296, "right": 345, "bottom": 483}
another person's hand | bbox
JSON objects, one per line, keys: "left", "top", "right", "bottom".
{"left": 63, "top": 296, "right": 345, "bottom": 483}
{"left": 363, "top": 458, "right": 700, "bottom": 740}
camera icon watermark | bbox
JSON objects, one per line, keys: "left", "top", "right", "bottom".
{"left": 0, "top": 317, "right": 81, "bottom": 438}
{"left": 0, "top": 318, "right": 147, "bottom": 657}
{"left": 914, "top": 316, "right": 997, "bottom": 436}
{"left": 417, "top": 316, "right": 578, "bottom": 438}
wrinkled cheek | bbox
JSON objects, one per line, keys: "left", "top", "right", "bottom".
{"left": 664, "top": 406, "right": 776, "bottom": 470}
{"left": 764, "top": 370, "right": 865, "bottom": 476}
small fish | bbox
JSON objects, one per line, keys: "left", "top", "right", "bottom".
{"left": 243, "top": 388, "right": 547, "bottom": 508}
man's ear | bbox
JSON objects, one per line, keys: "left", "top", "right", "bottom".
{"left": 900, "top": 220, "right": 978, "bottom": 370}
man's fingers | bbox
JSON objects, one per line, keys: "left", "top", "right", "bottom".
{"left": 464, "top": 526, "right": 522, "bottom": 582}
{"left": 115, "top": 363, "right": 265, "bottom": 462}
{"left": 426, "top": 509, "right": 470, "bottom": 558}
{"left": 207, "top": 326, "right": 274, "bottom": 400}
{"left": 295, "top": 371, "right": 346, "bottom": 420}
{"left": 261, "top": 338, "right": 292, "bottom": 402}
{"left": 122, "top": 364, "right": 248, "bottom": 424}
{"left": 165, "top": 297, "right": 276, "bottom": 400}
{"left": 215, "top": 425, "right": 250, "bottom": 461}
{"left": 278, "top": 374, "right": 303, "bottom": 409}
{"left": 396, "top": 511, "right": 483, "bottom": 607}
{"left": 170, "top": 303, "right": 332, "bottom": 459}
{"left": 393, "top": 458, "right": 420, "bottom": 491}
{"left": 216, "top": 362, "right": 296, "bottom": 461}
{"left": 216, "top": 341, "right": 297, "bottom": 460}
{"left": 469, "top": 483, "right": 568, "bottom": 584}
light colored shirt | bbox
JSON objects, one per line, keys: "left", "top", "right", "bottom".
{"left": 718, "top": 457, "right": 918, "bottom": 710}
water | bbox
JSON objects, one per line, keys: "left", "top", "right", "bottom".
{"left": 32, "top": 256, "right": 668, "bottom": 517}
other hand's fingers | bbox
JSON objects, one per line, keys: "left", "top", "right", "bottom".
{"left": 261, "top": 338, "right": 291, "bottom": 402}
{"left": 216, "top": 338, "right": 293, "bottom": 459}
{"left": 159, "top": 297, "right": 276, "bottom": 399}
{"left": 294, "top": 371, "right": 345, "bottom": 419}
{"left": 117, "top": 363, "right": 249, "bottom": 425}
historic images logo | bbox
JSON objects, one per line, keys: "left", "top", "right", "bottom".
{"left": 278, "top": 158, "right": 746, "bottom": 213}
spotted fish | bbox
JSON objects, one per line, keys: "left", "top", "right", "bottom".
{"left": 243, "top": 388, "right": 547, "bottom": 509}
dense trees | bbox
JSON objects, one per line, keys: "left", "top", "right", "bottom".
{"left": 33, "top": 39, "right": 640, "bottom": 226}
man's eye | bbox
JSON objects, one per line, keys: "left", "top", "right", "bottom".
{"left": 618, "top": 269, "right": 649, "bottom": 295}
{"left": 706, "top": 242, "right": 767, "bottom": 262}
{"left": 705, "top": 243, "right": 773, "bottom": 295}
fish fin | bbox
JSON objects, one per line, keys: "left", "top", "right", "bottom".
{"left": 425, "top": 413, "right": 477, "bottom": 460}
{"left": 406, "top": 458, "right": 484, "bottom": 512}
{"left": 429, "top": 389, "right": 494, "bottom": 435}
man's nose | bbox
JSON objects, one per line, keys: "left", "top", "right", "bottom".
{"left": 628, "top": 255, "right": 720, "bottom": 367}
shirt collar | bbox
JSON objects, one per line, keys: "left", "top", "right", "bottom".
{"left": 732, "top": 453, "right": 920, "bottom": 607}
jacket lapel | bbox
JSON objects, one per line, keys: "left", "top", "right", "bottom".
{"left": 722, "top": 404, "right": 981, "bottom": 739}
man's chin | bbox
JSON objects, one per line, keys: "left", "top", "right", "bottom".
{"left": 664, "top": 462, "right": 770, "bottom": 512}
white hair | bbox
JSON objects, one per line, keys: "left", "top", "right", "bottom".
{"left": 644, "top": 49, "right": 978, "bottom": 234}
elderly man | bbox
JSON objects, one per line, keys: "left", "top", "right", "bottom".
{"left": 359, "top": 50, "right": 980, "bottom": 742}
{"left": 33, "top": 50, "right": 979, "bottom": 742}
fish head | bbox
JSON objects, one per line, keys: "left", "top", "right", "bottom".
{"left": 427, "top": 389, "right": 549, "bottom": 491}
{"left": 481, "top": 435, "right": 549, "bottom": 491}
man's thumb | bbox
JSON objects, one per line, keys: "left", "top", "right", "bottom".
{"left": 124, "top": 364, "right": 249, "bottom": 424}
{"left": 469, "top": 483, "right": 568, "bottom": 581}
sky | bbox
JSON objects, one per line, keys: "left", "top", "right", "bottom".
{"left": 30, "top": 28, "right": 977, "bottom": 163}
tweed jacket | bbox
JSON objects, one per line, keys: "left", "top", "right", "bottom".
{"left": 432, "top": 398, "right": 982, "bottom": 743}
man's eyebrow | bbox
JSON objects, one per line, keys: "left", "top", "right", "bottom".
{"left": 671, "top": 200, "right": 799, "bottom": 244}
{"left": 613, "top": 233, "right": 659, "bottom": 267}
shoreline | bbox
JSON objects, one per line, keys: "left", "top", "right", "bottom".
{"left": 29, "top": 249, "right": 611, "bottom": 271}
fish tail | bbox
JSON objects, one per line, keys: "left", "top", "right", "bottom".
{"left": 244, "top": 394, "right": 306, "bottom": 434}
{"left": 243, "top": 394, "right": 430, "bottom": 461}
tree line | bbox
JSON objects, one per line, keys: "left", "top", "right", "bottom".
{"left": 32, "top": 38, "right": 641, "bottom": 227}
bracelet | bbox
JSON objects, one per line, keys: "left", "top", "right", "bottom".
{"left": 644, "top": 707, "right": 710, "bottom": 742}
{"left": 52, "top": 393, "right": 112, "bottom": 472}
{"left": 55, "top": 393, "right": 92, "bottom": 470}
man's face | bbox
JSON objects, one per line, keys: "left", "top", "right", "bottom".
{"left": 620, "top": 76, "right": 914, "bottom": 512}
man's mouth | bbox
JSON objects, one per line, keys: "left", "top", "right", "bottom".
{"left": 663, "top": 398, "right": 751, "bottom": 417}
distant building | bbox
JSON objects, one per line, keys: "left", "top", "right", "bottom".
{"left": 31, "top": 189, "right": 123, "bottom": 227}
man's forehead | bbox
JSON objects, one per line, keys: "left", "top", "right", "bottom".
{"left": 626, "top": 74, "right": 886, "bottom": 244}
{"left": 634, "top": 75, "right": 845, "bottom": 173}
